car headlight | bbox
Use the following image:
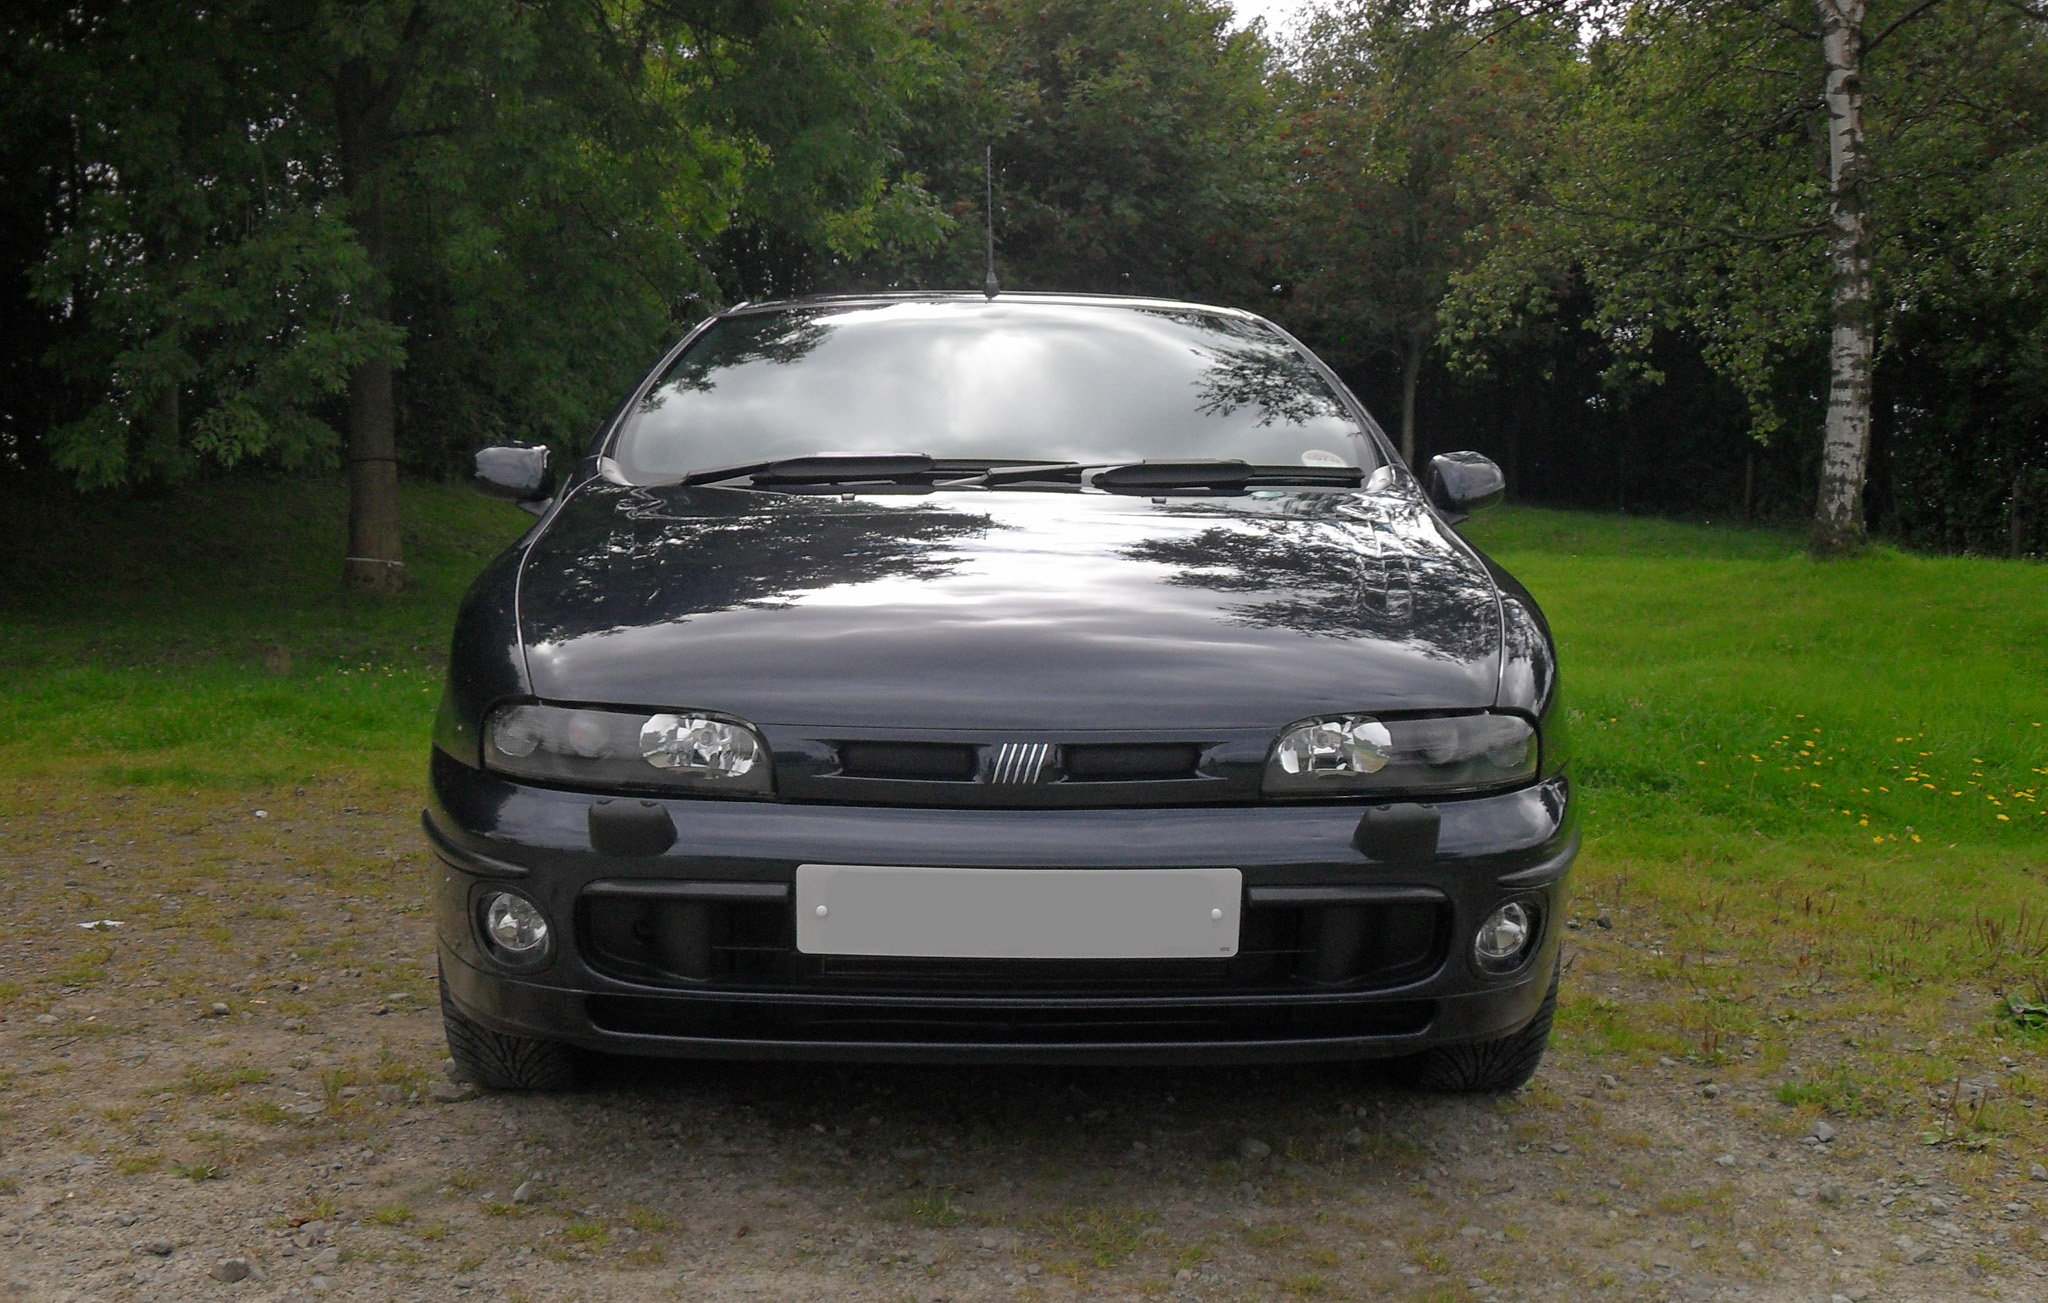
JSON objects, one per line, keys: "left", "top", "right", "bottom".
{"left": 483, "top": 703, "right": 773, "bottom": 795}
{"left": 1263, "top": 712, "right": 1536, "bottom": 796}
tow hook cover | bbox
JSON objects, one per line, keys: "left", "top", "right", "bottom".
{"left": 588, "top": 799, "right": 677, "bottom": 856}
{"left": 1351, "top": 803, "right": 1440, "bottom": 862}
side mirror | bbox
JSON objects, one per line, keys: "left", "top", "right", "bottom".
{"left": 1425, "top": 451, "right": 1505, "bottom": 517}
{"left": 474, "top": 443, "right": 552, "bottom": 505}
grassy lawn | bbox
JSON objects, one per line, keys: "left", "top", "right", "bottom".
{"left": 2, "top": 479, "right": 2043, "bottom": 1183}
{"left": 0, "top": 476, "right": 532, "bottom": 788}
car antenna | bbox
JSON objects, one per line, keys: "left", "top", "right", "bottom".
{"left": 982, "top": 144, "right": 999, "bottom": 299}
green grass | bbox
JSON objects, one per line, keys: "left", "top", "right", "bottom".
{"left": 1465, "top": 506, "right": 2048, "bottom": 857}
{"left": 0, "top": 475, "right": 531, "bottom": 788}
{"left": 4, "top": 481, "right": 2045, "bottom": 1098}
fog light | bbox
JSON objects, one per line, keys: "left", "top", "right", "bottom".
{"left": 1474, "top": 901, "right": 1534, "bottom": 970}
{"left": 484, "top": 892, "right": 550, "bottom": 958}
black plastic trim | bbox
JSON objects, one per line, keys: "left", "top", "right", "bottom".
{"left": 1246, "top": 885, "right": 1446, "bottom": 907}
{"left": 423, "top": 811, "right": 529, "bottom": 878}
{"left": 584, "top": 880, "right": 792, "bottom": 903}
{"left": 1494, "top": 831, "right": 1581, "bottom": 888}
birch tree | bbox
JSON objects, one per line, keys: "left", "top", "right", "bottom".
{"left": 1812, "top": 0, "right": 1873, "bottom": 554}
{"left": 1446, "top": 0, "right": 2041, "bottom": 555}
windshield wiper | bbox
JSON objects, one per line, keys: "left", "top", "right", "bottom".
{"left": 668, "top": 455, "right": 1367, "bottom": 493}
{"left": 1089, "top": 461, "right": 1365, "bottom": 493}
{"left": 1093, "top": 460, "right": 1254, "bottom": 492}
{"left": 1243, "top": 464, "right": 1365, "bottom": 488}
{"left": 680, "top": 453, "right": 937, "bottom": 487}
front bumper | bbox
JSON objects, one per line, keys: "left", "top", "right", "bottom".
{"left": 428, "top": 749, "right": 1575, "bottom": 1065}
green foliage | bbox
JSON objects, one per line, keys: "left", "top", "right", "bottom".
{"left": 18, "top": 1, "right": 397, "bottom": 486}
{"left": 5, "top": 0, "right": 955, "bottom": 487}
{"left": 837, "top": 0, "right": 1279, "bottom": 302}
{"left": 1444, "top": 0, "right": 2048, "bottom": 450}
{"left": 2, "top": 0, "right": 2043, "bottom": 560}
{"left": 1271, "top": 1, "right": 1565, "bottom": 388}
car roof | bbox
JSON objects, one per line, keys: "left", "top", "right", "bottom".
{"left": 718, "top": 290, "right": 1264, "bottom": 321}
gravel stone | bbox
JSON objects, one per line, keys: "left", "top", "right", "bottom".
{"left": 211, "top": 1258, "right": 252, "bottom": 1282}
{"left": 1811, "top": 1120, "right": 1836, "bottom": 1143}
{"left": 2030, "top": 1162, "right": 2048, "bottom": 1181}
{"left": 133, "top": 1240, "right": 174, "bottom": 1257}
{"left": 511, "top": 1180, "right": 535, "bottom": 1204}
{"left": 428, "top": 1081, "right": 478, "bottom": 1103}
{"left": 1236, "top": 1138, "right": 1272, "bottom": 1161}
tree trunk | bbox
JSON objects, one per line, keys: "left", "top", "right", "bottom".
{"left": 336, "top": 66, "right": 405, "bottom": 594}
{"left": 2013, "top": 472, "right": 2027, "bottom": 559}
{"left": 1811, "top": 0, "right": 1874, "bottom": 557}
{"left": 345, "top": 345, "right": 403, "bottom": 592}
{"left": 1398, "top": 327, "right": 1423, "bottom": 468}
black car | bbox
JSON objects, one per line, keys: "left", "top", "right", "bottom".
{"left": 428, "top": 293, "right": 1574, "bottom": 1092}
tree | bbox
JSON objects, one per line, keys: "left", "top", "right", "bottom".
{"left": 17, "top": 0, "right": 395, "bottom": 491}
{"left": 1273, "top": 0, "right": 1562, "bottom": 466}
{"left": 13, "top": 0, "right": 948, "bottom": 587}
{"left": 1447, "top": 0, "right": 2047, "bottom": 554}
{"left": 843, "top": 0, "right": 1280, "bottom": 303}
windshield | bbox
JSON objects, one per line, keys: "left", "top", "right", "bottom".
{"left": 609, "top": 300, "right": 1378, "bottom": 480}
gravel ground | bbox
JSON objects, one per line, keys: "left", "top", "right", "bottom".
{"left": 2, "top": 778, "right": 2044, "bottom": 1303}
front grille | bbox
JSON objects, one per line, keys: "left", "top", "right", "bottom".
{"left": 1064, "top": 742, "right": 1202, "bottom": 781}
{"left": 579, "top": 894, "right": 1447, "bottom": 995}
{"left": 586, "top": 993, "right": 1435, "bottom": 1044}
{"left": 836, "top": 741, "right": 978, "bottom": 782}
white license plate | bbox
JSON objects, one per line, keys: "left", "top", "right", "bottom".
{"left": 795, "top": 865, "right": 1242, "bottom": 959}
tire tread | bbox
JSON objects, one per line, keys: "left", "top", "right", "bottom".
{"left": 1396, "top": 963, "right": 1558, "bottom": 1094}
{"left": 439, "top": 970, "right": 578, "bottom": 1092}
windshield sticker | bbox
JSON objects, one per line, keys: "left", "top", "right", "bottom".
{"left": 1300, "top": 449, "right": 1346, "bottom": 468}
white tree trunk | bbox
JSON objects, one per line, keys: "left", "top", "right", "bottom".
{"left": 1812, "top": 0, "right": 1874, "bottom": 555}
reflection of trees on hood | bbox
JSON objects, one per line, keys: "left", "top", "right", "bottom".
{"left": 521, "top": 482, "right": 996, "bottom": 643}
{"left": 640, "top": 313, "right": 835, "bottom": 405}
{"left": 1123, "top": 512, "right": 1497, "bottom": 662}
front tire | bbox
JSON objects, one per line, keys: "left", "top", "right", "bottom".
{"left": 439, "top": 968, "right": 579, "bottom": 1091}
{"left": 1392, "top": 961, "right": 1558, "bottom": 1093}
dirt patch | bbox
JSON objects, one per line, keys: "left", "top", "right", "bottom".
{"left": 1, "top": 779, "right": 2043, "bottom": 1302}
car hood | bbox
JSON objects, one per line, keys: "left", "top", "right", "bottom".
{"left": 516, "top": 481, "right": 1503, "bottom": 731}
